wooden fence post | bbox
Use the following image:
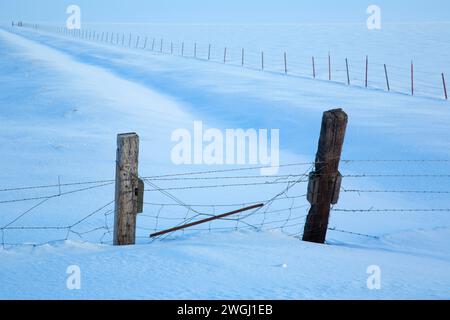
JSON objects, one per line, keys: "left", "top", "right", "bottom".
{"left": 312, "top": 56, "right": 316, "bottom": 79}
{"left": 284, "top": 52, "right": 287, "bottom": 74}
{"left": 208, "top": 44, "right": 211, "bottom": 60}
{"left": 242, "top": 48, "right": 245, "bottom": 66}
{"left": 443, "top": 73, "right": 448, "bottom": 100}
{"left": 384, "top": 64, "right": 390, "bottom": 91}
{"left": 345, "top": 58, "right": 350, "bottom": 85}
{"left": 194, "top": 43, "right": 197, "bottom": 58}
{"left": 303, "top": 109, "right": 348, "bottom": 244}
{"left": 328, "top": 52, "right": 331, "bottom": 80}
{"left": 365, "top": 55, "right": 369, "bottom": 87}
{"left": 160, "top": 38, "right": 163, "bottom": 52}
{"left": 261, "top": 51, "right": 264, "bottom": 70}
{"left": 411, "top": 61, "right": 414, "bottom": 96}
{"left": 114, "top": 133, "right": 141, "bottom": 246}
{"left": 151, "top": 38, "right": 155, "bottom": 51}
{"left": 224, "top": 47, "right": 227, "bottom": 63}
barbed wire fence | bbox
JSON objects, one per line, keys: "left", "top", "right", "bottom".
{"left": 7, "top": 22, "right": 450, "bottom": 102}
{"left": 2, "top": 156, "right": 450, "bottom": 249}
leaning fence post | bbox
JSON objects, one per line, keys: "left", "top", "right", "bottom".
{"left": 384, "top": 64, "right": 390, "bottom": 91}
{"left": 443, "top": 73, "right": 448, "bottom": 100}
{"left": 113, "top": 133, "right": 142, "bottom": 246}
{"left": 303, "top": 109, "right": 348, "bottom": 244}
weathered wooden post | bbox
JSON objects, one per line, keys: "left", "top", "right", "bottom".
{"left": 113, "top": 133, "right": 144, "bottom": 246}
{"left": 303, "top": 109, "right": 348, "bottom": 244}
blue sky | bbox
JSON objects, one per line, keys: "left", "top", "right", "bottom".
{"left": 1, "top": 0, "right": 449, "bottom": 24}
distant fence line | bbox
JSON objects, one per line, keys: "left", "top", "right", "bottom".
{"left": 9, "top": 22, "right": 449, "bottom": 102}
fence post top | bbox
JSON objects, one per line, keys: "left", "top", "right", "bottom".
{"left": 118, "top": 132, "right": 138, "bottom": 138}
{"left": 324, "top": 108, "right": 347, "bottom": 117}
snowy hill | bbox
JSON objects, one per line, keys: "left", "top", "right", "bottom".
{"left": 0, "top": 25, "right": 449, "bottom": 299}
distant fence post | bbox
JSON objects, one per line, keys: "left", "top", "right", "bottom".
{"left": 208, "top": 44, "right": 211, "bottom": 60}
{"left": 182, "top": 42, "right": 184, "bottom": 56}
{"left": 411, "top": 61, "right": 414, "bottom": 96}
{"left": 365, "top": 55, "right": 368, "bottom": 87}
{"left": 303, "top": 109, "right": 348, "bottom": 244}
{"left": 384, "top": 64, "right": 390, "bottom": 91}
{"left": 345, "top": 58, "right": 350, "bottom": 85}
{"left": 284, "top": 52, "right": 287, "bottom": 74}
{"left": 443, "top": 73, "right": 448, "bottom": 100}
{"left": 242, "top": 48, "right": 245, "bottom": 66}
{"left": 160, "top": 38, "right": 163, "bottom": 53}
{"left": 113, "top": 133, "right": 142, "bottom": 246}
{"left": 261, "top": 51, "right": 264, "bottom": 70}
{"left": 224, "top": 47, "right": 227, "bottom": 63}
{"left": 194, "top": 43, "right": 197, "bottom": 58}
{"left": 312, "top": 56, "right": 316, "bottom": 79}
{"left": 328, "top": 52, "right": 331, "bottom": 80}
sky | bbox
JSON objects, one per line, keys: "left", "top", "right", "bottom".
{"left": 0, "top": 0, "right": 449, "bottom": 24}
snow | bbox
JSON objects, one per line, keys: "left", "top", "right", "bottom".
{"left": 0, "top": 24, "right": 449, "bottom": 299}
